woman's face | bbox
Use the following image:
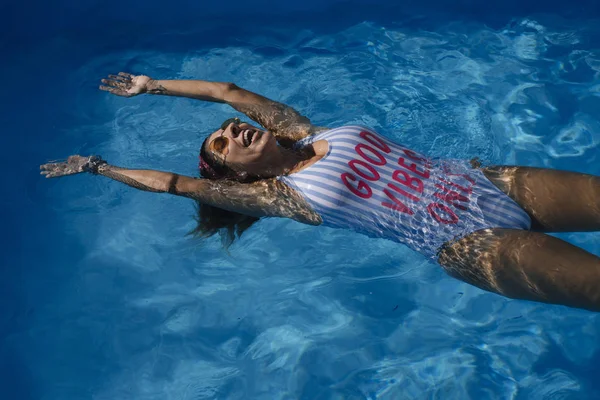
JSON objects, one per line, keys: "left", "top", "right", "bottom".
{"left": 206, "top": 120, "right": 279, "bottom": 176}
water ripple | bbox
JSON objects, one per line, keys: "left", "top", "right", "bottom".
{"left": 32, "top": 14, "right": 600, "bottom": 400}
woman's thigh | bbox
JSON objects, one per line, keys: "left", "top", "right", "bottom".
{"left": 438, "top": 228, "right": 600, "bottom": 312}
{"left": 482, "top": 166, "right": 600, "bottom": 232}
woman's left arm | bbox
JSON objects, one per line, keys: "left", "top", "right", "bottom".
{"left": 101, "top": 73, "right": 323, "bottom": 145}
{"left": 40, "top": 156, "right": 321, "bottom": 223}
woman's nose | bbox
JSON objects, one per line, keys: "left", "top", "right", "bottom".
{"left": 225, "top": 122, "right": 241, "bottom": 137}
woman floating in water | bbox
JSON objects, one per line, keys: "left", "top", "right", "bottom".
{"left": 41, "top": 72, "right": 600, "bottom": 312}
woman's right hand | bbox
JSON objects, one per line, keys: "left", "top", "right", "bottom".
{"left": 40, "top": 155, "right": 106, "bottom": 178}
{"left": 99, "top": 72, "right": 152, "bottom": 97}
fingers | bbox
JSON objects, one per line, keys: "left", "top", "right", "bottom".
{"left": 99, "top": 72, "right": 142, "bottom": 97}
{"left": 40, "top": 162, "right": 64, "bottom": 170}
{"left": 39, "top": 166, "right": 78, "bottom": 178}
{"left": 40, "top": 163, "right": 65, "bottom": 178}
{"left": 103, "top": 72, "right": 133, "bottom": 84}
{"left": 101, "top": 78, "right": 128, "bottom": 89}
{"left": 40, "top": 154, "right": 89, "bottom": 179}
{"left": 99, "top": 85, "right": 131, "bottom": 97}
{"left": 101, "top": 73, "right": 130, "bottom": 89}
{"left": 100, "top": 72, "right": 134, "bottom": 97}
{"left": 40, "top": 170, "right": 57, "bottom": 178}
{"left": 99, "top": 84, "right": 116, "bottom": 92}
{"left": 42, "top": 171, "right": 67, "bottom": 179}
{"left": 108, "top": 74, "right": 130, "bottom": 83}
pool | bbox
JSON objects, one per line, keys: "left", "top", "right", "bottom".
{"left": 3, "top": 0, "right": 600, "bottom": 398}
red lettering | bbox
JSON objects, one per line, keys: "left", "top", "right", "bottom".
{"left": 360, "top": 131, "right": 391, "bottom": 154}
{"left": 403, "top": 150, "right": 433, "bottom": 170}
{"left": 387, "top": 183, "right": 419, "bottom": 202}
{"left": 403, "top": 149, "right": 428, "bottom": 163}
{"left": 438, "top": 177, "right": 473, "bottom": 194}
{"left": 398, "top": 157, "right": 430, "bottom": 179}
{"left": 392, "top": 169, "right": 423, "bottom": 195}
{"left": 427, "top": 203, "right": 459, "bottom": 224}
{"left": 355, "top": 144, "right": 386, "bottom": 166}
{"left": 349, "top": 159, "right": 379, "bottom": 181}
{"left": 341, "top": 173, "right": 372, "bottom": 199}
{"left": 434, "top": 184, "right": 469, "bottom": 211}
{"left": 382, "top": 188, "right": 414, "bottom": 215}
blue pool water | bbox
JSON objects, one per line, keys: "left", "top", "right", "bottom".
{"left": 3, "top": 0, "right": 600, "bottom": 398}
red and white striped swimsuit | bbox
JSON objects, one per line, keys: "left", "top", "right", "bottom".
{"left": 279, "top": 126, "right": 531, "bottom": 259}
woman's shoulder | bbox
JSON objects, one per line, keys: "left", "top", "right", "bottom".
{"left": 292, "top": 125, "right": 383, "bottom": 147}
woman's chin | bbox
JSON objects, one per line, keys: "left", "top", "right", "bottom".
{"left": 266, "top": 130, "right": 278, "bottom": 141}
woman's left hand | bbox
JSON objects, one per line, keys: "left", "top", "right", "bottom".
{"left": 99, "top": 72, "right": 151, "bottom": 97}
{"left": 40, "top": 155, "right": 104, "bottom": 178}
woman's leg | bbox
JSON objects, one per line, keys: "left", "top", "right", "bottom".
{"left": 438, "top": 229, "right": 600, "bottom": 312}
{"left": 482, "top": 166, "right": 600, "bottom": 232}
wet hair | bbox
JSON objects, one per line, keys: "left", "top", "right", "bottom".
{"left": 190, "top": 136, "right": 260, "bottom": 247}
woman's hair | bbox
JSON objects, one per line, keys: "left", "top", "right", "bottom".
{"left": 190, "top": 201, "right": 260, "bottom": 247}
{"left": 189, "top": 136, "right": 261, "bottom": 247}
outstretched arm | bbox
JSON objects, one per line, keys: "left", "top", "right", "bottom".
{"left": 40, "top": 155, "right": 321, "bottom": 224}
{"left": 100, "top": 73, "right": 322, "bottom": 145}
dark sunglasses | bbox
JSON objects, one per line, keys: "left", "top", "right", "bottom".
{"left": 209, "top": 117, "right": 243, "bottom": 156}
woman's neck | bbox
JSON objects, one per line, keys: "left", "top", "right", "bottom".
{"left": 248, "top": 142, "right": 324, "bottom": 179}
{"left": 272, "top": 147, "right": 314, "bottom": 175}
{"left": 279, "top": 140, "right": 328, "bottom": 175}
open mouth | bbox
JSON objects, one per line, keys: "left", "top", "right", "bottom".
{"left": 242, "top": 129, "right": 258, "bottom": 147}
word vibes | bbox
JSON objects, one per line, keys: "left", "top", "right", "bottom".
{"left": 340, "top": 131, "right": 475, "bottom": 225}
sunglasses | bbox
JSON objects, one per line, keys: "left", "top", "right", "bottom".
{"left": 209, "top": 117, "right": 243, "bottom": 160}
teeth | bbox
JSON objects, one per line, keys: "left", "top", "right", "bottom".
{"left": 243, "top": 130, "right": 253, "bottom": 147}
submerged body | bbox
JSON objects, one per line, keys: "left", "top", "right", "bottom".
{"left": 41, "top": 72, "right": 600, "bottom": 312}
{"left": 280, "top": 126, "right": 531, "bottom": 258}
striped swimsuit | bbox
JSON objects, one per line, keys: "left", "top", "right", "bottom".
{"left": 278, "top": 126, "right": 532, "bottom": 259}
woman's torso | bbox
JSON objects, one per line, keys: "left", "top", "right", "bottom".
{"left": 278, "top": 126, "right": 531, "bottom": 259}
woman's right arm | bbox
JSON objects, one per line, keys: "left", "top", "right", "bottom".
{"left": 40, "top": 155, "right": 321, "bottom": 224}
{"left": 100, "top": 73, "right": 322, "bottom": 145}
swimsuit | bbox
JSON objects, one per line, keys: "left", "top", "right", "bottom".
{"left": 278, "top": 126, "right": 531, "bottom": 259}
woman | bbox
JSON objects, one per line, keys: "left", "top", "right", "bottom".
{"left": 41, "top": 72, "right": 600, "bottom": 312}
